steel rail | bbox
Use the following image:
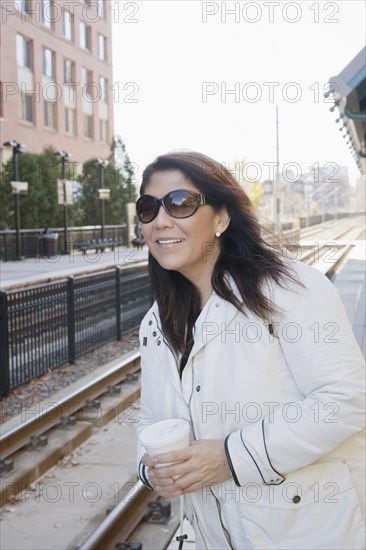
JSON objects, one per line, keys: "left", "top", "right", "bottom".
{"left": 0, "top": 351, "right": 141, "bottom": 459}
{"left": 79, "top": 480, "right": 157, "bottom": 550}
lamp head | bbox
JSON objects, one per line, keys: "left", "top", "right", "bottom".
{"left": 54, "top": 150, "right": 71, "bottom": 159}
{"left": 3, "top": 140, "right": 18, "bottom": 148}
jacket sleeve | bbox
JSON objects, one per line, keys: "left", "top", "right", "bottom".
{"left": 225, "top": 264, "right": 365, "bottom": 486}
{"left": 136, "top": 314, "right": 154, "bottom": 490}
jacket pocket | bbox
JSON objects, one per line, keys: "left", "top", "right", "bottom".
{"left": 236, "top": 460, "right": 365, "bottom": 549}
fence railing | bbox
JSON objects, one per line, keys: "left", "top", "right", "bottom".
{"left": 0, "top": 264, "right": 152, "bottom": 397}
{"left": 0, "top": 224, "right": 128, "bottom": 261}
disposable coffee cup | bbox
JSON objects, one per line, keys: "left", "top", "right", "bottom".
{"left": 139, "top": 418, "right": 190, "bottom": 468}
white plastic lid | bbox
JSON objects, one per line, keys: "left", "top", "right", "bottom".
{"left": 139, "top": 419, "right": 190, "bottom": 446}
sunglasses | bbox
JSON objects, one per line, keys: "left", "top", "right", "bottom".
{"left": 136, "top": 189, "right": 207, "bottom": 223}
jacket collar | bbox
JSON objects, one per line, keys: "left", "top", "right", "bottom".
{"left": 189, "top": 287, "right": 240, "bottom": 357}
{"left": 148, "top": 276, "right": 243, "bottom": 390}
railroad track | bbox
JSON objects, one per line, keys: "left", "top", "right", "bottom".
{"left": 0, "top": 352, "right": 141, "bottom": 461}
{"left": 1, "top": 218, "right": 364, "bottom": 549}
{"left": 0, "top": 348, "right": 181, "bottom": 549}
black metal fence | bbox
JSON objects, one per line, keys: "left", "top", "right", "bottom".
{"left": 0, "top": 264, "right": 152, "bottom": 397}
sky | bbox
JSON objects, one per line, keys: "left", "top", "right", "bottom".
{"left": 111, "top": 0, "right": 366, "bottom": 187}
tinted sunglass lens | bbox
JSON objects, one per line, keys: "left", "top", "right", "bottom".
{"left": 137, "top": 196, "right": 158, "bottom": 223}
{"left": 165, "top": 191, "right": 197, "bottom": 218}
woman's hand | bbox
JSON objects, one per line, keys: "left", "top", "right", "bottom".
{"left": 141, "top": 439, "right": 231, "bottom": 497}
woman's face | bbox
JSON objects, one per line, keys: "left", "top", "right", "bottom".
{"left": 141, "top": 170, "right": 229, "bottom": 284}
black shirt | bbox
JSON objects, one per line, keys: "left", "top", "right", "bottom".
{"left": 179, "top": 310, "right": 201, "bottom": 378}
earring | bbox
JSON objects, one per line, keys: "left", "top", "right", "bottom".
{"left": 215, "top": 231, "right": 221, "bottom": 238}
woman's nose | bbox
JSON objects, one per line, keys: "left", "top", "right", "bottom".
{"left": 153, "top": 204, "right": 174, "bottom": 228}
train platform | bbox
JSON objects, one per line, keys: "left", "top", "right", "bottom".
{"left": 0, "top": 241, "right": 364, "bottom": 355}
{"left": 333, "top": 240, "right": 366, "bottom": 356}
{"left": 0, "top": 246, "right": 149, "bottom": 290}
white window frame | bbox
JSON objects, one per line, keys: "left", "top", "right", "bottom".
{"left": 42, "top": 47, "right": 54, "bottom": 78}
{"left": 79, "top": 21, "right": 91, "bottom": 51}
{"left": 62, "top": 10, "right": 72, "bottom": 40}
{"left": 44, "top": 100, "right": 56, "bottom": 129}
{"left": 99, "top": 76, "right": 107, "bottom": 102}
{"left": 40, "top": 0, "right": 52, "bottom": 29}
{"left": 100, "top": 119, "right": 109, "bottom": 143}
{"left": 16, "top": 34, "right": 31, "bottom": 68}
{"left": 14, "top": 0, "right": 30, "bottom": 13}
{"left": 64, "top": 58, "right": 74, "bottom": 84}
{"left": 97, "top": 0, "right": 104, "bottom": 18}
{"left": 83, "top": 114, "right": 94, "bottom": 139}
{"left": 82, "top": 67, "right": 93, "bottom": 99}
{"left": 20, "top": 92, "right": 34, "bottom": 123}
{"left": 98, "top": 34, "right": 106, "bottom": 60}
{"left": 65, "top": 107, "right": 76, "bottom": 135}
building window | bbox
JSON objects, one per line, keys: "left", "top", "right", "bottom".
{"left": 65, "top": 107, "right": 76, "bottom": 135}
{"left": 20, "top": 92, "right": 34, "bottom": 123}
{"left": 40, "top": 0, "right": 52, "bottom": 29}
{"left": 62, "top": 10, "right": 73, "bottom": 40}
{"left": 81, "top": 67, "right": 94, "bottom": 99}
{"left": 97, "top": 0, "right": 104, "bottom": 18}
{"left": 44, "top": 100, "right": 56, "bottom": 128}
{"left": 100, "top": 119, "right": 109, "bottom": 143}
{"left": 83, "top": 114, "right": 94, "bottom": 139}
{"left": 42, "top": 47, "right": 54, "bottom": 78}
{"left": 79, "top": 21, "right": 91, "bottom": 51}
{"left": 97, "top": 34, "right": 106, "bottom": 60}
{"left": 64, "top": 58, "right": 75, "bottom": 83}
{"left": 14, "top": 0, "right": 30, "bottom": 13}
{"left": 99, "top": 76, "right": 107, "bottom": 102}
{"left": 16, "top": 34, "right": 31, "bottom": 68}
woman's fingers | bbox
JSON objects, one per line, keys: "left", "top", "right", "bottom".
{"left": 147, "top": 469, "right": 175, "bottom": 487}
{"left": 141, "top": 453, "right": 157, "bottom": 468}
{"left": 142, "top": 441, "right": 231, "bottom": 496}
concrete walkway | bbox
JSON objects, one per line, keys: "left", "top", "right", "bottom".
{"left": 0, "top": 246, "right": 149, "bottom": 290}
{"left": 333, "top": 240, "right": 366, "bottom": 356}
{"left": 1, "top": 242, "right": 364, "bottom": 356}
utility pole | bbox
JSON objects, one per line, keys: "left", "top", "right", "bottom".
{"left": 273, "top": 105, "right": 281, "bottom": 233}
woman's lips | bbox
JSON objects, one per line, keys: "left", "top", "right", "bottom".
{"left": 155, "top": 238, "right": 185, "bottom": 248}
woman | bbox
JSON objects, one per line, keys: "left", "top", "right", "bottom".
{"left": 136, "top": 151, "right": 365, "bottom": 549}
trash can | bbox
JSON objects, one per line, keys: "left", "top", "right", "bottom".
{"left": 42, "top": 233, "right": 59, "bottom": 257}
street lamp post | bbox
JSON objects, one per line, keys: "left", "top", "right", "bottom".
{"left": 3, "top": 140, "right": 26, "bottom": 260}
{"left": 96, "top": 159, "right": 109, "bottom": 244}
{"left": 54, "top": 150, "right": 71, "bottom": 254}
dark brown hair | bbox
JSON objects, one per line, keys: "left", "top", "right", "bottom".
{"left": 140, "top": 151, "right": 300, "bottom": 354}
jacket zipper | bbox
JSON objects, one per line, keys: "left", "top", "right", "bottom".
{"left": 210, "top": 488, "right": 234, "bottom": 549}
{"left": 188, "top": 359, "right": 233, "bottom": 550}
{"left": 187, "top": 360, "right": 211, "bottom": 548}
{"left": 188, "top": 358, "right": 197, "bottom": 440}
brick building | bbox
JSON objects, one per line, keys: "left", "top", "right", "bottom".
{"left": 0, "top": 0, "right": 114, "bottom": 169}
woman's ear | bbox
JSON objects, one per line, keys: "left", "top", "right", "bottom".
{"left": 216, "top": 205, "right": 231, "bottom": 234}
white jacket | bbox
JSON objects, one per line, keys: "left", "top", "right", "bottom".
{"left": 136, "top": 260, "right": 365, "bottom": 549}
